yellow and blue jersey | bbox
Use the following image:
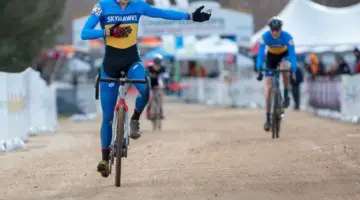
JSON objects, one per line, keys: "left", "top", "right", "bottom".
{"left": 256, "top": 30, "right": 297, "bottom": 72}
{"left": 81, "top": 0, "right": 190, "bottom": 68}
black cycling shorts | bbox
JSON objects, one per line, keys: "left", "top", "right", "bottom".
{"left": 102, "top": 44, "right": 140, "bottom": 78}
{"left": 266, "top": 50, "right": 288, "bottom": 69}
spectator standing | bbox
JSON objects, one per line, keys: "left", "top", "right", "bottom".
{"left": 304, "top": 53, "right": 326, "bottom": 79}
{"left": 354, "top": 48, "right": 360, "bottom": 63}
{"left": 329, "top": 56, "right": 351, "bottom": 76}
{"left": 353, "top": 48, "right": 360, "bottom": 74}
{"left": 290, "top": 66, "right": 304, "bottom": 110}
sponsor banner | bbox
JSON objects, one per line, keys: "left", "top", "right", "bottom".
{"left": 308, "top": 76, "right": 341, "bottom": 112}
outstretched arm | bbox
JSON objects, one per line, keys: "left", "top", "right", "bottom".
{"left": 141, "top": 2, "right": 190, "bottom": 20}
{"left": 81, "top": 3, "right": 105, "bottom": 40}
{"left": 256, "top": 38, "right": 266, "bottom": 71}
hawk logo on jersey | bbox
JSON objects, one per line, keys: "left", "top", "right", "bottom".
{"left": 92, "top": 3, "right": 103, "bottom": 17}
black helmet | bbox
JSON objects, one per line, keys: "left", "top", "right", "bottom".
{"left": 268, "top": 16, "right": 283, "bottom": 30}
{"left": 153, "top": 54, "right": 163, "bottom": 65}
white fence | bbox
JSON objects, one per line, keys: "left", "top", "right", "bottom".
{"left": 179, "top": 74, "right": 360, "bottom": 123}
{"left": 180, "top": 73, "right": 270, "bottom": 108}
{"left": 0, "top": 68, "right": 57, "bottom": 152}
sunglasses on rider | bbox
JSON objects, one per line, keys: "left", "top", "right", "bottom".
{"left": 270, "top": 28, "right": 281, "bottom": 32}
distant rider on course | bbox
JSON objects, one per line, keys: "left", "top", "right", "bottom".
{"left": 256, "top": 16, "right": 297, "bottom": 132}
{"left": 146, "top": 54, "right": 167, "bottom": 120}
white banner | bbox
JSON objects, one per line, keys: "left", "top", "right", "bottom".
{"left": 180, "top": 78, "right": 199, "bottom": 102}
{"left": 181, "top": 77, "right": 265, "bottom": 108}
{"left": 28, "top": 71, "right": 47, "bottom": 134}
{"left": 341, "top": 75, "right": 360, "bottom": 117}
{"left": 203, "top": 79, "right": 219, "bottom": 105}
{"left": 231, "top": 79, "right": 265, "bottom": 108}
{"left": 6, "top": 73, "right": 26, "bottom": 150}
{"left": 0, "top": 72, "right": 8, "bottom": 152}
{"left": 0, "top": 69, "right": 58, "bottom": 152}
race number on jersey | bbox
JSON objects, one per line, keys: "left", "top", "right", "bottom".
{"left": 91, "top": 3, "right": 103, "bottom": 17}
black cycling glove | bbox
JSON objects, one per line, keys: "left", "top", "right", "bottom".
{"left": 191, "top": 6, "right": 211, "bottom": 22}
{"left": 109, "top": 22, "right": 132, "bottom": 38}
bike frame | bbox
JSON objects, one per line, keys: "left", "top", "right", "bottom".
{"left": 95, "top": 72, "right": 148, "bottom": 151}
{"left": 151, "top": 87, "right": 162, "bottom": 106}
{"left": 263, "top": 68, "right": 288, "bottom": 108}
{"left": 111, "top": 84, "right": 129, "bottom": 152}
{"left": 273, "top": 71, "right": 281, "bottom": 91}
{"left": 270, "top": 71, "right": 282, "bottom": 108}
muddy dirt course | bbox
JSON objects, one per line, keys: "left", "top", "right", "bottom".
{"left": 1, "top": 100, "right": 360, "bottom": 200}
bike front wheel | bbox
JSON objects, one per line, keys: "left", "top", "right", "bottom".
{"left": 271, "top": 89, "right": 281, "bottom": 139}
{"left": 115, "top": 106, "right": 125, "bottom": 187}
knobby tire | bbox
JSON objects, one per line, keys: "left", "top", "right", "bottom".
{"left": 115, "top": 106, "right": 125, "bottom": 187}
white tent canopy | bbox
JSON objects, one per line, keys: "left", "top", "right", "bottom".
{"left": 251, "top": 0, "right": 360, "bottom": 52}
{"left": 175, "top": 36, "right": 253, "bottom": 68}
{"left": 196, "top": 35, "right": 238, "bottom": 54}
{"left": 175, "top": 36, "right": 238, "bottom": 60}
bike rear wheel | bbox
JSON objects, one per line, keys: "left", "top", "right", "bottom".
{"left": 151, "top": 93, "right": 162, "bottom": 131}
{"left": 115, "top": 106, "right": 125, "bottom": 187}
{"left": 151, "top": 105, "right": 161, "bottom": 131}
{"left": 155, "top": 99, "right": 162, "bottom": 131}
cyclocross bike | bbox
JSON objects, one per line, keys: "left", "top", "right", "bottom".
{"left": 149, "top": 87, "right": 162, "bottom": 131}
{"left": 261, "top": 68, "right": 290, "bottom": 139}
{"left": 95, "top": 71, "right": 149, "bottom": 187}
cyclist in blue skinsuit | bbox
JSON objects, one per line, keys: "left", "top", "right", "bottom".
{"left": 81, "top": 0, "right": 211, "bottom": 178}
{"left": 256, "top": 17, "right": 297, "bottom": 132}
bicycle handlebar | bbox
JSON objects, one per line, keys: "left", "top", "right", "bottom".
{"left": 94, "top": 74, "right": 149, "bottom": 100}
{"left": 99, "top": 77, "right": 148, "bottom": 84}
{"left": 259, "top": 68, "right": 291, "bottom": 73}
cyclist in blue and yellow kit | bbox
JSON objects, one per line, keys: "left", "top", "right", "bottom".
{"left": 256, "top": 17, "right": 297, "bottom": 132}
{"left": 81, "top": 0, "right": 211, "bottom": 177}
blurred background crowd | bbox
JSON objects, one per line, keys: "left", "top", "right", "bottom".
{"left": 1, "top": 0, "right": 359, "bottom": 117}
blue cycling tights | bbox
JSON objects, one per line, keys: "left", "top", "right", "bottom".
{"left": 100, "top": 61, "right": 149, "bottom": 149}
